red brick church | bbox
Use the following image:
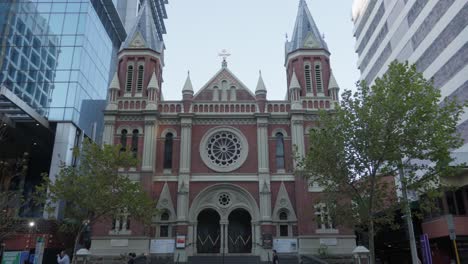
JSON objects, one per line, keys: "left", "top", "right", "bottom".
{"left": 91, "top": 0, "right": 355, "bottom": 261}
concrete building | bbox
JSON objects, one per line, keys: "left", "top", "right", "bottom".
{"left": 352, "top": 0, "right": 468, "bottom": 261}
{"left": 90, "top": 0, "right": 355, "bottom": 262}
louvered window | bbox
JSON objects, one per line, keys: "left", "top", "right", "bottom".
{"left": 304, "top": 64, "right": 312, "bottom": 93}
{"left": 126, "top": 65, "right": 133, "bottom": 92}
{"left": 137, "top": 65, "right": 144, "bottom": 92}
{"left": 315, "top": 64, "right": 323, "bottom": 93}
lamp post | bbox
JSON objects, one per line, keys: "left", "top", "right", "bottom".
{"left": 352, "top": 246, "right": 370, "bottom": 264}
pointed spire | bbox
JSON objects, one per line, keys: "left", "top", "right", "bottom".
{"left": 147, "top": 72, "right": 159, "bottom": 90}
{"left": 286, "top": 0, "right": 328, "bottom": 54}
{"left": 120, "top": 0, "right": 164, "bottom": 53}
{"left": 182, "top": 71, "right": 194, "bottom": 93}
{"left": 289, "top": 70, "right": 301, "bottom": 90}
{"left": 329, "top": 71, "right": 339, "bottom": 89}
{"left": 255, "top": 70, "right": 267, "bottom": 94}
{"left": 109, "top": 72, "right": 120, "bottom": 90}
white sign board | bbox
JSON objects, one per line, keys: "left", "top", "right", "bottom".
{"left": 273, "top": 239, "right": 298, "bottom": 253}
{"left": 150, "top": 239, "right": 175, "bottom": 254}
{"left": 320, "top": 238, "right": 337, "bottom": 246}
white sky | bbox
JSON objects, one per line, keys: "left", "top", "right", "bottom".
{"left": 162, "top": 0, "right": 360, "bottom": 100}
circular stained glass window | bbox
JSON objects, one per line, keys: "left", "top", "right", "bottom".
{"left": 200, "top": 127, "right": 248, "bottom": 172}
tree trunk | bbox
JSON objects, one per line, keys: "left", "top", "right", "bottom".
{"left": 368, "top": 219, "right": 375, "bottom": 264}
{"left": 71, "top": 227, "right": 84, "bottom": 264}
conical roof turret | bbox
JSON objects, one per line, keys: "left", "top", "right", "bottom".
{"left": 182, "top": 71, "right": 194, "bottom": 95}
{"left": 120, "top": 0, "right": 164, "bottom": 53}
{"left": 329, "top": 71, "right": 339, "bottom": 89}
{"left": 109, "top": 72, "right": 120, "bottom": 90}
{"left": 255, "top": 71, "right": 267, "bottom": 95}
{"left": 147, "top": 72, "right": 160, "bottom": 90}
{"left": 286, "top": 0, "right": 328, "bottom": 54}
{"left": 289, "top": 70, "right": 301, "bottom": 90}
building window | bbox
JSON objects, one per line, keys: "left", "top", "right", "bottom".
{"left": 280, "top": 225, "right": 289, "bottom": 237}
{"left": 230, "top": 86, "right": 236, "bottom": 101}
{"left": 126, "top": 65, "right": 133, "bottom": 92}
{"left": 120, "top": 129, "right": 128, "bottom": 151}
{"left": 315, "top": 63, "right": 323, "bottom": 93}
{"left": 160, "top": 210, "right": 171, "bottom": 237}
{"left": 137, "top": 65, "right": 144, "bottom": 92}
{"left": 315, "top": 204, "right": 334, "bottom": 230}
{"left": 111, "top": 210, "right": 130, "bottom": 234}
{"left": 213, "top": 86, "right": 219, "bottom": 101}
{"left": 446, "top": 189, "right": 467, "bottom": 216}
{"left": 304, "top": 64, "right": 312, "bottom": 93}
{"left": 131, "top": 129, "right": 139, "bottom": 157}
{"left": 278, "top": 211, "right": 289, "bottom": 237}
{"left": 164, "top": 133, "right": 173, "bottom": 169}
{"left": 275, "top": 132, "right": 285, "bottom": 170}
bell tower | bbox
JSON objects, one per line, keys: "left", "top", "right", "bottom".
{"left": 285, "top": 0, "right": 339, "bottom": 102}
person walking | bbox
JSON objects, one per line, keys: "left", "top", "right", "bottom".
{"left": 272, "top": 250, "right": 279, "bottom": 264}
{"left": 57, "top": 250, "right": 70, "bottom": 264}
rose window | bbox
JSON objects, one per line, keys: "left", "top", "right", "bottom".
{"left": 200, "top": 127, "right": 248, "bottom": 172}
{"left": 206, "top": 131, "right": 242, "bottom": 168}
{"left": 218, "top": 193, "right": 231, "bottom": 206}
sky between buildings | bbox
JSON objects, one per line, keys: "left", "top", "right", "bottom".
{"left": 162, "top": 0, "right": 360, "bottom": 100}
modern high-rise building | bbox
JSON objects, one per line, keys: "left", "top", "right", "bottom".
{"left": 0, "top": 0, "right": 167, "bottom": 256}
{"left": 351, "top": 0, "right": 467, "bottom": 151}
{"left": 352, "top": 0, "right": 468, "bottom": 261}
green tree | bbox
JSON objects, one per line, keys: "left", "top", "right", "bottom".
{"left": 36, "top": 139, "right": 157, "bottom": 259}
{"left": 300, "top": 62, "right": 465, "bottom": 263}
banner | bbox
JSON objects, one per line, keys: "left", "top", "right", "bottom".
{"left": 1, "top": 251, "right": 28, "bottom": 264}
{"left": 150, "top": 239, "right": 175, "bottom": 254}
{"left": 176, "top": 236, "right": 186, "bottom": 249}
{"left": 33, "top": 236, "right": 45, "bottom": 264}
{"left": 273, "top": 239, "right": 298, "bottom": 253}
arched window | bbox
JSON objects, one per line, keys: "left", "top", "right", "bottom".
{"left": 126, "top": 65, "right": 134, "bottom": 92}
{"left": 315, "top": 63, "right": 323, "bottom": 93}
{"left": 131, "top": 129, "right": 139, "bottom": 157}
{"left": 304, "top": 64, "right": 312, "bottom": 93}
{"left": 120, "top": 129, "right": 128, "bottom": 151}
{"left": 279, "top": 211, "right": 288, "bottom": 221}
{"left": 230, "top": 86, "right": 236, "bottom": 101}
{"left": 136, "top": 65, "right": 144, "bottom": 92}
{"left": 213, "top": 86, "right": 219, "bottom": 101}
{"left": 161, "top": 211, "right": 170, "bottom": 221}
{"left": 163, "top": 133, "right": 173, "bottom": 169}
{"left": 275, "top": 132, "right": 285, "bottom": 170}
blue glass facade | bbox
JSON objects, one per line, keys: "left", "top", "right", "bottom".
{"left": 0, "top": 0, "right": 122, "bottom": 136}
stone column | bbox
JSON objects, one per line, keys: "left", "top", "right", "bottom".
{"left": 177, "top": 116, "right": 193, "bottom": 222}
{"left": 290, "top": 114, "right": 305, "bottom": 168}
{"left": 102, "top": 115, "right": 115, "bottom": 145}
{"left": 142, "top": 116, "right": 157, "bottom": 172}
{"left": 256, "top": 115, "right": 272, "bottom": 221}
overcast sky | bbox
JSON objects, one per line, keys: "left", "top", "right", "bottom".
{"left": 162, "top": 0, "right": 360, "bottom": 100}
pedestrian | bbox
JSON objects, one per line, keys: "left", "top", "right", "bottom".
{"left": 57, "top": 250, "right": 70, "bottom": 264}
{"left": 272, "top": 249, "right": 279, "bottom": 264}
{"left": 127, "top": 252, "right": 135, "bottom": 264}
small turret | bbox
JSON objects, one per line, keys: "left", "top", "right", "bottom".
{"left": 255, "top": 71, "right": 267, "bottom": 113}
{"left": 182, "top": 71, "right": 194, "bottom": 99}
{"left": 328, "top": 71, "right": 340, "bottom": 101}
{"left": 146, "top": 72, "right": 159, "bottom": 110}
{"left": 289, "top": 70, "right": 302, "bottom": 110}
{"left": 106, "top": 73, "right": 120, "bottom": 111}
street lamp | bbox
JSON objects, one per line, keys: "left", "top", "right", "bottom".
{"left": 28, "top": 221, "right": 35, "bottom": 228}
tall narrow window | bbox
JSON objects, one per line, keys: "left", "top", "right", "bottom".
{"left": 315, "top": 204, "right": 334, "bottom": 230}
{"left": 137, "top": 65, "right": 144, "bottom": 92}
{"left": 212, "top": 86, "right": 219, "bottom": 101}
{"left": 160, "top": 211, "right": 170, "bottom": 237}
{"left": 126, "top": 65, "right": 134, "bottom": 92}
{"left": 279, "top": 211, "right": 289, "bottom": 237}
{"left": 131, "top": 129, "right": 139, "bottom": 157}
{"left": 304, "top": 64, "right": 312, "bottom": 93}
{"left": 120, "top": 129, "right": 128, "bottom": 151}
{"left": 275, "top": 132, "right": 285, "bottom": 170}
{"left": 164, "top": 133, "right": 173, "bottom": 169}
{"left": 315, "top": 63, "right": 323, "bottom": 93}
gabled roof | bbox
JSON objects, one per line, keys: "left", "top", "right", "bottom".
{"left": 120, "top": 0, "right": 164, "bottom": 53}
{"left": 286, "top": 0, "right": 328, "bottom": 54}
{"left": 193, "top": 67, "right": 256, "bottom": 102}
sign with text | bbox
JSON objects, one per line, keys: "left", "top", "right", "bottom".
{"left": 273, "top": 239, "right": 298, "bottom": 253}
{"left": 176, "top": 236, "right": 186, "bottom": 249}
{"left": 1, "top": 251, "right": 28, "bottom": 264}
{"left": 150, "top": 239, "right": 175, "bottom": 254}
{"left": 262, "top": 234, "right": 273, "bottom": 249}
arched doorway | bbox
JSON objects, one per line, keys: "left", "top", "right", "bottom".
{"left": 197, "top": 209, "right": 221, "bottom": 253}
{"left": 228, "top": 209, "right": 252, "bottom": 253}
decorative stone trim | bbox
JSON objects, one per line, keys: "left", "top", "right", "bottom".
{"left": 161, "top": 128, "right": 177, "bottom": 138}
{"left": 159, "top": 119, "right": 180, "bottom": 125}
{"left": 271, "top": 128, "right": 289, "bottom": 137}
{"left": 193, "top": 119, "right": 256, "bottom": 125}
{"left": 117, "top": 116, "right": 144, "bottom": 121}
{"left": 269, "top": 119, "right": 290, "bottom": 125}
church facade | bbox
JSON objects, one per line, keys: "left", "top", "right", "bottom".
{"left": 91, "top": 0, "right": 355, "bottom": 261}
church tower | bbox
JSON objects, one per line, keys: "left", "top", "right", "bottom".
{"left": 285, "top": 0, "right": 339, "bottom": 103}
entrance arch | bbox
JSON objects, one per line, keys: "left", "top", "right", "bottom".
{"left": 197, "top": 209, "right": 221, "bottom": 253}
{"left": 228, "top": 209, "right": 252, "bottom": 253}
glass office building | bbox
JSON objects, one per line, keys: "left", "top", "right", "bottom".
{"left": 0, "top": 0, "right": 128, "bottom": 136}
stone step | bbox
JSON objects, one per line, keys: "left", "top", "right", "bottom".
{"left": 188, "top": 255, "right": 260, "bottom": 264}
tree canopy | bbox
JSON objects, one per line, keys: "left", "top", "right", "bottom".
{"left": 36, "top": 139, "right": 157, "bottom": 253}
{"left": 301, "top": 61, "right": 466, "bottom": 263}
